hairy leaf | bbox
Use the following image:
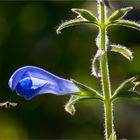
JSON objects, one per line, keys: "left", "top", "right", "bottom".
{"left": 96, "top": 32, "right": 109, "bottom": 49}
{"left": 112, "top": 76, "right": 140, "bottom": 101}
{"left": 65, "top": 95, "right": 89, "bottom": 115}
{"left": 115, "top": 77, "right": 139, "bottom": 94}
{"left": 71, "top": 8, "right": 99, "bottom": 24}
{"left": 112, "top": 91, "right": 140, "bottom": 102}
{"left": 71, "top": 79, "right": 103, "bottom": 99}
{"left": 95, "top": 32, "right": 100, "bottom": 48}
{"left": 108, "top": 7, "right": 133, "bottom": 22}
{"left": 109, "top": 44, "right": 133, "bottom": 61}
{"left": 65, "top": 79, "right": 103, "bottom": 115}
{"left": 91, "top": 49, "right": 104, "bottom": 78}
{"left": 56, "top": 18, "right": 91, "bottom": 34}
{"left": 109, "top": 20, "right": 140, "bottom": 31}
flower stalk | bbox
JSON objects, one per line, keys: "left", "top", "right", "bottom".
{"left": 99, "top": 1, "right": 114, "bottom": 139}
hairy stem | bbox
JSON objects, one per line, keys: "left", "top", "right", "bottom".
{"left": 99, "top": 1, "right": 114, "bottom": 139}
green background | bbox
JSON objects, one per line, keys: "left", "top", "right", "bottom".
{"left": 0, "top": 0, "right": 140, "bottom": 139}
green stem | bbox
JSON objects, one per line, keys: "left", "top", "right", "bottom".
{"left": 99, "top": 1, "right": 114, "bottom": 139}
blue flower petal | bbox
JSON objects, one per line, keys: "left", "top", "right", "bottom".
{"left": 16, "top": 77, "right": 32, "bottom": 96}
{"left": 9, "top": 66, "right": 80, "bottom": 100}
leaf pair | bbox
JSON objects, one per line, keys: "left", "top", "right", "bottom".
{"left": 56, "top": 5, "right": 140, "bottom": 38}
{"left": 66, "top": 76, "right": 140, "bottom": 115}
{"left": 65, "top": 79, "right": 103, "bottom": 115}
{"left": 91, "top": 44, "right": 133, "bottom": 78}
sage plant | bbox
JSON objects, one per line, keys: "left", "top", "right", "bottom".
{"left": 9, "top": 0, "right": 140, "bottom": 139}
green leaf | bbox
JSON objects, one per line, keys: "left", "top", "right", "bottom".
{"left": 65, "top": 78, "right": 104, "bottom": 115}
{"left": 108, "top": 7, "right": 133, "bottom": 22}
{"left": 71, "top": 8, "right": 99, "bottom": 24}
{"left": 65, "top": 95, "right": 90, "bottom": 115}
{"left": 109, "top": 132, "right": 117, "bottom": 140}
{"left": 113, "top": 91, "right": 140, "bottom": 100}
{"left": 65, "top": 79, "right": 103, "bottom": 115}
{"left": 112, "top": 76, "right": 140, "bottom": 101}
{"left": 71, "top": 79, "right": 103, "bottom": 100}
{"left": 56, "top": 18, "right": 91, "bottom": 34}
{"left": 91, "top": 49, "right": 104, "bottom": 78}
{"left": 115, "top": 76, "right": 139, "bottom": 93}
{"left": 109, "top": 20, "right": 140, "bottom": 31}
{"left": 109, "top": 44, "right": 133, "bottom": 61}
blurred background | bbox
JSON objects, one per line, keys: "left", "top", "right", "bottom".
{"left": 0, "top": 0, "right": 140, "bottom": 139}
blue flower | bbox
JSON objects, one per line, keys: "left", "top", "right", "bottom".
{"left": 8, "top": 66, "right": 80, "bottom": 100}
